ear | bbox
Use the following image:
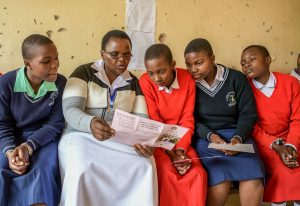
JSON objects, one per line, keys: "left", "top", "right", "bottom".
{"left": 24, "top": 59, "right": 31, "bottom": 69}
{"left": 171, "top": 60, "right": 176, "bottom": 69}
{"left": 266, "top": 56, "right": 272, "bottom": 65}
{"left": 211, "top": 54, "right": 215, "bottom": 62}
{"left": 100, "top": 50, "right": 105, "bottom": 59}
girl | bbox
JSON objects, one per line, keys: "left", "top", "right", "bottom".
{"left": 184, "top": 38, "right": 265, "bottom": 206}
{"left": 59, "top": 30, "right": 157, "bottom": 206}
{"left": 241, "top": 45, "right": 300, "bottom": 206}
{"left": 0, "top": 34, "right": 66, "bottom": 206}
{"left": 139, "top": 44, "right": 207, "bottom": 206}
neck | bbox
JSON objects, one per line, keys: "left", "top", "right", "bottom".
{"left": 254, "top": 71, "right": 270, "bottom": 85}
{"left": 204, "top": 66, "right": 217, "bottom": 86}
{"left": 166, "top": 70, "right": 176, "bottom": 89}
{"left": 104, "top": 66, "right": 118, "bottom": 84}
{"left": 25, "top": 68, "right": 42, "bottom": 93}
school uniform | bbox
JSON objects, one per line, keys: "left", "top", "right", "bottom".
{"left": 250, "top": 72, "right": 300, "bottom": 202}
{"left": 59, "top": 60, "right": 158, "bottom": 206}
{"left": 193, "top": 64, "right": 265, "bottom": 186}
{"left": 0, "top": 67, "right": 66, "bottom": 206}
{"left": 139, "top": 68, "right": 207, "bottom": 206}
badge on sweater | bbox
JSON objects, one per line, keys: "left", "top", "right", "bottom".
{"left": 49, "top": 91, "right": 58, "bottom": 106}
{"left": 226, "top": 91, "right": 236, "bottom": 107}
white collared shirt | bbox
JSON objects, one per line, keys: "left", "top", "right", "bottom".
{"left": 91, "top": 59, "right": 132, "bottom": 91}
{"left": 252, "top": 72, "right": 276, "bottom": 97}
{"left": 290, "top": 69, "right": 300, "bottom": 81}
{"left": 197, "top": 64, "right": 225, "bottom": 92}
{"left": 158, "top": 70, "right": 179, "bottom": 94}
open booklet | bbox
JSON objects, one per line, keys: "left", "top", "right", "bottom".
{"left": 208, "top": 143, "right": 255, "bottom": 153}
{"left": 110, "top": 109, "right": 189, "bottom": 150}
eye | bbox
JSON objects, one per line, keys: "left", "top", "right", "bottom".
{"left": 41, "top": 60, "right": 50, "bottom": 64}
{"left": 250, "top": 57, "right": 256, "bottom": 62}
{"left": 159, "top": 69, "right": 166, "bottom": 74}
{"left": 185, "top": 63, "right": 191, "bottom": 68}
{"left": 108, "top": 52, "right": 119, "bottom": 58}
{"left": 147, "top": 71, "right": 154, "bottom": 76}
{"left": 196, "top": 61, "right": 203, "bottom": 66}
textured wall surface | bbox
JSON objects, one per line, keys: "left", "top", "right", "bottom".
{"left": 0, "top": 0, "right": 299, "bottom": 76}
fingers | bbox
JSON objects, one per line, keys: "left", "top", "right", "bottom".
{"left": 134, "top": 144, "right": 153, "bottom": 158}
{"left": 224, "top": 150, "right": 239, "bottom": 156}
{"left": 91, "top": 118, "right": 115, "bottom": 141}
{"left": 175, "top": 163, "right": 191, "bottom": 175}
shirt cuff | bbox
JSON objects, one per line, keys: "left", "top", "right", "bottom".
{"left": 2, "top": 145, "right": 16, "bottom": 155}
{"left": 207, "top": 132, "right": 213, "bottom": 142}
{"left": 285, "top": 143, "right": 297, "bottom": 151}
{"left": 232, "top": 135, "right": 243, "bottom": 143}
{"left": 25, "top": 139, "right": 39, "bottom": 152}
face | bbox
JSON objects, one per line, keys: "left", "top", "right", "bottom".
{"left": 101, "top": 37, "right": 132, "bottom": 77}
{"left": 25, "top": 43, "right": 59, "bottom": 83}
{"left": 184, "top": 51, "right": 215, "bottom": 81}
{"left": 240, "top": 47, "right": 270, "bottom": 80}
{"left": 145, "top": 56, "right": 176, "bottom": 87}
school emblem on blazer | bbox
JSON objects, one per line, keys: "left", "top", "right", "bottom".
{"left": 49, "top": 91, "right": 58, "bottom": 106}
{"left": 226, "top": 91, "right": 237, "bottom": 107}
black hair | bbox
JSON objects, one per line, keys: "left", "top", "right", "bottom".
{"left": 242, "top": 45, "right": 270, "bottom": 57}
{"left": 144, "top": 44, "right": 173, "bottom": 64}
{"left": 101, "top": 30, "right": 132, "bottom": 50}
{"left": 184, "top": 38, "right": 213, "bottom": 56}
{"left": 21, "top": 34, "right": 54, "bottom": 60}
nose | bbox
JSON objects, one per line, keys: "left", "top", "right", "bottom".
{"left": 154, "top": 75, "right": 161, "bottom": 83}
{"left": 190, "top": 65, "right": 198, "bottom": 73}
{"left": 51, "top": 59, "right": 59, "bottom": 70}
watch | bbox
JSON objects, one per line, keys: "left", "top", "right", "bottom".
{"left": 275, "top": 138, "right": 285, "bottom": 146}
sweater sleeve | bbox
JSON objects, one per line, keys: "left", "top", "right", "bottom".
{"left": 285, "top": 79, "right": 300, "bottom": 150}
{"left": 234, "top": 72, "right": 257, "bottom": 142}
{"left": 0, "top": 78, "right": 16, "bottom": 154}
{"left": 26, "top": 77, "right": 67, "bottom": 151}
{"left": 252, "top": 123, "right": 278, "bottom": 150}
{"left": 62, "top": 66, "right": 96, "bottom": 133}
{"left": 175, "top": 77, "right": 195, "bottom": 151}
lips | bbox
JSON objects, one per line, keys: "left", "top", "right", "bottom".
{"left": 245, "top": 68, "right": 254, "bottom": 75}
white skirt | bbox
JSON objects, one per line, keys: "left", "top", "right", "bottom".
{"left": 59, "top": 132, "right": 158, "bottom": 206}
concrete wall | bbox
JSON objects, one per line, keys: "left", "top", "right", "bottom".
{"left": 0, "top": 0, "right": 299, "bottom": 76}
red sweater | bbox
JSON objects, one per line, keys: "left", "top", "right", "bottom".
{"left": 250, "top": 72, "right": 300, "bottom": 150}
{"left": 139, "top": 68, "right": 195, "bottom": 151}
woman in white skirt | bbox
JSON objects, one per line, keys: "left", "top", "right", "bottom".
{"left": 59, "top": 30, "right": 158, "bottom": 206}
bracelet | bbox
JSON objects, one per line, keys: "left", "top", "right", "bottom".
{"left": 21, "top": 143, "right": 33, "bottom": 156}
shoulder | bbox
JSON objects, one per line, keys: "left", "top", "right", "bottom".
{"left": 274, "top": 72, "right": 298, "bottom": 83}
{"left": 223, "top": 66, "right": 248, "bottom": 83}
{"left": 0, "top": 69, "right": 18, "bottom": 88}
{"left": 139, "top": 72, "right": 152, "bottom": 86}
{"left": 176, "top": 68, "right": 194, "bottom": 83}
{"left": 69, "top": 62, "right": 95, "bottom": 81}
{"left": 274, "top": 72, "right": 300, "bottom": 90}
{"left": 55, "top": 73, "right": 67, "bottom": 89}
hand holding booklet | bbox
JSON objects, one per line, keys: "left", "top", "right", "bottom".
{"left": 110, "top": 109, "right": 189, "bottom": 150}
{"left": 208, "top": 143, "right": 255, "bottom": 153}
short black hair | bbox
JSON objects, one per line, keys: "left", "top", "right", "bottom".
{"left": 21, "top": 34, "right": 53, "bottom": 59}
{"left": 242, "top": 45, "right": 270, "bottom": 57}
{"left": 184, "top": 38, "right": 213, "bottom": 56}
{"left": 144, "top": 44, "right": 173, "bottom": 64}
{"left": 101, "top": 30, "right": 132, "bottom": 50}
